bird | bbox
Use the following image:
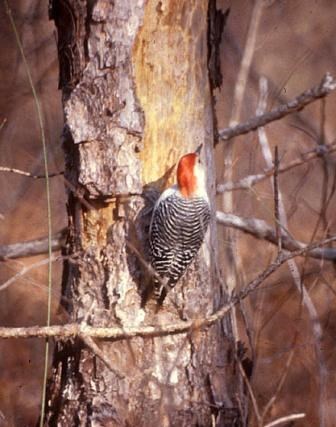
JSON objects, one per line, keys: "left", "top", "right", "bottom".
{"left": 149, "top": 144, "right": 211, "bottom": 303}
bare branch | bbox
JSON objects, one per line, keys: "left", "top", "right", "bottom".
{"left": 0, "top": 254, "right": 67, "bottom": 293}
{"left": 0, "top": 229, "right": 67, "bottom": 260}
{"left": 0, "top": 118, "right": 6, "bottom": 131}
{"left": 237, "top": 358, "right": 261, "bottom": 425}
{"left": 218, "top": 73, "right": 336, "bottom": 141}
{"left": 273, "top": 146, "right": 282, "bottom": 252}
{"left": 0, "top": 235, "right": 335, "bottom": 341}
{"left": 216, "top": 211, "right": 336, "bottom": 261}
{"left": 259, "top": 77, "right": 328, "bottom": 427}
{"left": 263, "top": 413, "right": 306, "bottom": 427}
{"left": 237, "top": 236, "right": 334, "bottom": 301}
{"left": 217, "top": 141, "right": 336, "bottom": 192}
{"left": 261, "top": 351, "right": 294, "bottom": 423}
{"left": 3, "top": 207, "right": 336, "bottom": 264}
{"left": 0, "top": 166, "right": 63, "bottom": 179}
{"left": 219, "top": 0, "right": 264, "bottom": 345}
{"left": 0, "top": 231, "right": 169, "bottom": 297}
{"left": 228, "top": 0, "right": 264, "bottom": 127}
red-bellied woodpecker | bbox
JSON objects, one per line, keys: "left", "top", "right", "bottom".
{"left": 149, "top": 145, "right": 210, "bottom": 302}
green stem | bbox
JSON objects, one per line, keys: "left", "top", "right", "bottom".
{"left": 3, "top": 2, "right": 53, "bottom": 425}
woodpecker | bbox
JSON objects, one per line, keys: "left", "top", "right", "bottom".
{"left": 149, "top": 144, "right": 210, "bottom": 302}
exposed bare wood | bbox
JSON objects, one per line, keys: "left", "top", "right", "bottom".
{"left": 44, "top": 1, "right": 243, "bottom": 425}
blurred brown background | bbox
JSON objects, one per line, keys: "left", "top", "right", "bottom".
{"left": 0, "top": 0, "right": 336, "bottom": 425}
{"left": 0, "top": 1, "right": 65, "bottom": 425}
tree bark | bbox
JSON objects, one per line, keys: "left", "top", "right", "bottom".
{"left": 45, "top": 1, "right": 246, "bottom": 425}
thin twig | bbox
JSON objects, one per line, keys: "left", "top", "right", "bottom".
{"left": 237, "top": 235, "right": 336, "bottom": 301}
{"left": 261, "top": 350, "right": 294, "bottom": 423}
{"left": 229, "top": 0, "right": 264, "bottom": 126}
{"left": 216, "top": 212, "right": 336, "bottom": 261}
{"left": 301, "top": 97, "right": 332, "bottom": 427}
{"left": 217, "top": 141, "right": 336, "bottom": 192}
{"left": 3, "top": 209, "right": 336, "bottom": 263}
{"left": 273, "top": 146, "right": 282, "bottom": 252}
{"left": 3, "top": 2, "right": 53, "bottom": 424}
{"left": 257, "top": 76, "right": 327, "bottom": 427}
{"left": 0, "top": 229, "right": 66, "bottom": 260}
{"left": 0, "top": 254, "right": 70, "bottom": 293}
{"left": 80, "top": 335, "right": 124, "bottom": 379}
{"left": 237, "top": 358, "right": 261, "bottom": 425}
{"left": 218, "top": 73, "right": 336, "bottom": 141}
{"left": 263, "top": 413, "right": 306, "bottom": 427}
{"left": 0, "top": 235, "right": 335, "bottom": 340}
{"left": 0, "top": 166, "right": 63, "bottom": 179}
{"left": 0, "top": 118, "right": 6, "bottom": 131}
{"left": 220, "top": 0, "right": 264, "bottom": 345}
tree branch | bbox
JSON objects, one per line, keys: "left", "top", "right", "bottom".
{"left": 218, "top": 73, "right": 336, "bottom": 141}
{"left": 0, "top": 118, "right": 6, "bottom": 131}
{"left": 0, "top": 235, "right": 335, "bottom": 341}
{"left": 3, "top": 206, "right": 336, "bottom": 263}
{"left": 217, "top": 141, "right": 336, "bottom": 192}
{"left": 263, "top": 413, "right": 306, "bottom": 427}
{"left": 0, "top": 229, "right": 66, "bottom": 260}
{"left": 273, "top": 146, "right": 282, "bottom": 252}
{"left": 216, "top": 211, "right": 336, "bottom": 261}
{"left": 0, "top": 166, "right": 63, "bottom": 179}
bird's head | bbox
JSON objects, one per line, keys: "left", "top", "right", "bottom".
{"left": 177, "top": 144, "right": 208, "bottom": 199}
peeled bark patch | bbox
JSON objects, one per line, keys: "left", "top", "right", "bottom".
{"left": 133, "top": 1, "right": 212, "bottom": 186}
{"left": 45, "top": 1, "right": 245, "bottom": 426}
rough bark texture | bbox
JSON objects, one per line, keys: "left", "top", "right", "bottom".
{"left": 45, "top": 1, "right": 245, "bottom": 426}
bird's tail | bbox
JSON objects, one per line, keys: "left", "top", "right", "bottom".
{"left": 153, "top": 279, "right": 168, "bottom": 305}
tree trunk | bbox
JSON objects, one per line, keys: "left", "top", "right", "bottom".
{"left": 45, "top": 0, "right": 245, "bottom": 425}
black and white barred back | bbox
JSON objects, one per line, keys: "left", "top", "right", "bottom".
{"left": 149, "top": 192, "right": 211, "bottom": 300}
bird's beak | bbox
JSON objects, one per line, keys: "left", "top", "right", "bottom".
{"left": 195, "top": 144, "right": 203, "bottom": 155}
